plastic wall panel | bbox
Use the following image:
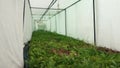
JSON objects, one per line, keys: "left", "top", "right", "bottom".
{"left": 34, "top": 20, "right": 38, "bottom": 31}
{"left": 96, "top": 0, "right": 120, "bottom": 51}
{"left": 45, "top": 20, "right": 51, "bottom": 31}
{"left": 56, "top": 11, "right": 66, "bottom": 35}
{"left": 56, "top": 15, "right": 60, "bottom": 34}
{"left": 23, "top": 0, "right": 33, "bottom": 43}
{"left": 66, "top": 5, "right": 77, "bottom": 38}
{"left": 67, "top": 0, "right": 94, "bottom": 44}
{"left": 0, "top": 0, "right": 24, "bottom": 68}
{"left": 50, "top": 16, "right": 56, "bottom": 32}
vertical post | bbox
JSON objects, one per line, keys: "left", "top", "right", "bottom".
{"left": 93, "top": 0, "right": 96, "bottom": 45}
{"left": 55, "top": 16, "right": 57, "bottom": 33}
{"left": 50, "top": 19, "right": 51, "bottom": 32}
{"left": 23, "top": 0, "right": 26, "bottom": 27}
{"left": 65, "top": 9, "right": 67, "bottom": 36}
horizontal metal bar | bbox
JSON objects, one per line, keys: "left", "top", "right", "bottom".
{"left": 31, "top": 7, "right": 64, "bottom": 10}
{"left": 50, "top": 9, "right": 65, "bottom": 19}
{"left": 50, "top": 0, "right": 81, "bottom": 19}
{"left": 39, "top": 0, "right": 57, "bottom": 21}
{"left": 32, "top": 14, "right": 54, "bottom": 16}
{"left": 64, "top": 0, "right": 81, "bottom": 10}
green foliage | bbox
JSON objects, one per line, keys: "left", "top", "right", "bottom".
{"left": 29, "top": 30, "right": 120, "bottom": 68}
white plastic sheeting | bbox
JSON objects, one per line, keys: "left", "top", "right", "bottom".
{"left": 45, "top": 11, "right": 66, "bottom": 35}
{"left": 51, "top": 16, "right": 56, "bottom": 32}
{"left": 45, "top": 20, "right": 51, "bottom": 31}
{"left": 66, "top": 0, "right": 94, "bottom": 44}
{"left": 56, "top": 11, "right": 66, "bottom": 35}
{"left": 0, "top": 0, "right": 24, "bottom": 68}
{"left": 34, "top": 20, "right": 39, "bottom": 30}
{"left": 47, "top": 0, "right": 94, "bottom": 43}
{"left": 96, "top": 0, "right": 120, "bottom": 51}
{"left": 24, "top": 0, "right": 33, "bottom": 43}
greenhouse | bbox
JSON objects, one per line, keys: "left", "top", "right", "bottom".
{"left": 0, "top": 0, "right": 120, "bottom": 68}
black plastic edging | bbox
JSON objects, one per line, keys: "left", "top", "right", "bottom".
{"left": 23, "top": 0, "right": 33, "bottom": 68}
{"left": 93, "top": 0, "right": 96, "bottom": 45}
{"left": 24, "top": 41, "right": 30, "bottom": 68}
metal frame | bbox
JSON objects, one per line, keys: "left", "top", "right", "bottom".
{"left": 23, "top": 0, "right": 26, "bottom": 25}
{"left": 49, "top": 0, "right": 81, "bottom": 36}
{"left": 64, "top": 0, "right": 81, "bottom": 10}
{"left": 65, "top": 9, "right": 67, "bottom": 36}
{"left": 50, "top": 0, "right": 81, "bottom": 18}
{"left": 23, "top": 0, "right": 33, "bottom": 26}
{"left": 93, "top": 0, "right": 96, "bottom": 45}
{"left": 32, "top": 14, "right": 54, "bottom": 16}
{"left": 28, "top": 0, "right": 33, "bottom": 18}
{"left": 48, "top": 0, "right": 97, "bottom": 45}
{"left": 39, "top": 0, "right": 57, "bottom": 21}
{"left": 29, "top": 0, "right": 97, "bottom": 45}
{"left": 50, "top": 19, "right": 52, "bottom": 32}
{"left": 31, "top": 7, "right": 63, "bottom": 21}
{"left": 55, "top": 16, "right": 57, "bottom": 32}
{"left": 31, "top": 7, "right": 64, "bottom": 10}
{"left": 51, "top": 9, "right": 65, "bottom": 18}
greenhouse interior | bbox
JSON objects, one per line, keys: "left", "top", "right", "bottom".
{"left": 0, "top": 0, "right": 120, "bottom": 68}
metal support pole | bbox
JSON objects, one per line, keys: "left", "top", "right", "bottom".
{"left": 28, "top": 0, "right": 33, "bottom": 18}
{"left": 65, "top": 9, "right": 67, "bottom": 36}
{"left": 23, "top": 0, "right": 26, "bottom": 25}
{"left": 50, "top": 19, "right": 52, "bottom": 32}
{"left": 93, "top": 0, "right": 96, "bottom": 45}
{"left": 55, "top": 16, "right": 57, "bottom": 32}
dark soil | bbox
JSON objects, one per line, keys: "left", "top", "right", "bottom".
{"left": 97, "top": 47, "right": 120, "bottom": 54}
{"left": 51, "top": 48, "right": 71, "bottom": 56}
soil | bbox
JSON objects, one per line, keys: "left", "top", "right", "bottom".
{"left": 51, "top": 48, "right": 70, "bottom": 56}
{"left": 97, "top": 47, "right": 120, "bottom": 54}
